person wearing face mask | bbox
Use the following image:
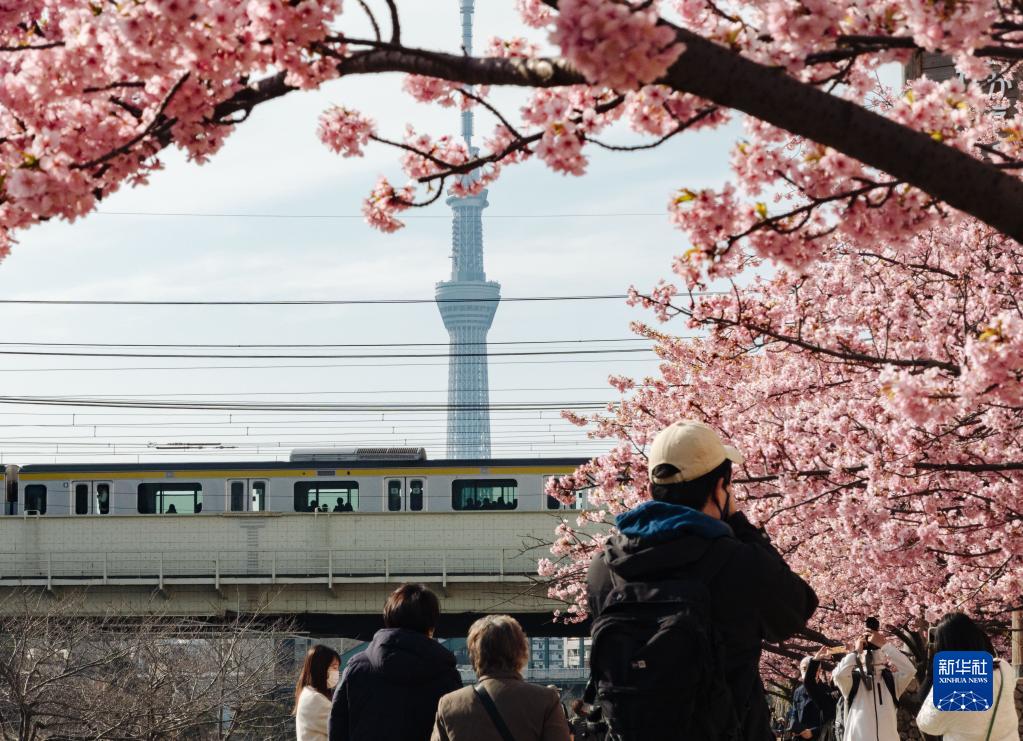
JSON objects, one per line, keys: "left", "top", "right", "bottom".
{"left": 295, "top": 644, "right": 342, "bottom": 741}
{"left": 585, "top": 421, "right": 818, "bottom": 741}
{"left": 329, "top": 583, "right": 462, "bottom": 741}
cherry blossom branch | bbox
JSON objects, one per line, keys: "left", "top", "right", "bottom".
{"left": 354, "top": 0, "right": 382, "bottom": 43}
{"left": 649, "top": 293, "right": 961, "bottom": 373}
{"left": 73, "top": 73, "right": 190, "bottom": 172}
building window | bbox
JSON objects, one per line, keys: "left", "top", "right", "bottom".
{"left": 137, "top": 483, "right": 203, "bottom": 514}
{"left": 294, "top": 481, "right": 358, "bottom": 513}
{"left": 24, "top": 484, "right": 46, "bottom": 515}
{"left": 96, "top": 483, "right": 110, "bottom": 514}
{"left": 409, "top": 479, "right": 424, "bottom": 511}
{"left": 451, "top": 479, "right": 518, "bottom": 511}
{"left": 74, "top": 483, "right": 89, "bottom": 515}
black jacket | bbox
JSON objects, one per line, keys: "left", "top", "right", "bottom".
{"left": 788, "top": 685, "right": 824, "bottom": 738}
{"left": 803, "top": 659, "right": 838, "bottom": 722}
{"left": 328, "top": 628, "right": 462, "bottom": 741}
{"left": 587, "top": 508, "right": 818, "bottom": 741}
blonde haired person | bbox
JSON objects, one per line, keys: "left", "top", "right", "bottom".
{"left": 431, "top": 615, "right": 570, "bottom": 741}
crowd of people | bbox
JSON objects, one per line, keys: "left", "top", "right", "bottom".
{"left": 781, "top": 613, "right": 1019, "bottom": 741}
{"left": 291, "top": 421, "right": 1021, "bottom": 741}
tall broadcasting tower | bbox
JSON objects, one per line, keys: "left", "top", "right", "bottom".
{"left": 435, "top": 0, "right": 500, "bottom": 459}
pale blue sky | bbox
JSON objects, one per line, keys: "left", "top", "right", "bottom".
{"left": 0, "top": 2, "right": 743, "bottom": 464}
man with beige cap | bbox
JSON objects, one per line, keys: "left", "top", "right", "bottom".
{"left": 586, "top": 421, "right": 818, "bottom": 741}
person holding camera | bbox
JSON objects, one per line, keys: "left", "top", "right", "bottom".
{"left": 585, "top": 421, "right": 818, "bottom": 741}
{"left": 915, "top": 612, "right": 1020, "bottom": 741}
{"left": 832, "top": 623, "right": 915, "bottom": 741}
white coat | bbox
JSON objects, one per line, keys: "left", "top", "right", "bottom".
{"left": 916, "top": 658, "right": 1020, "bottom": 741}
{"left": 295, "top": 686, "right": 331, "bottom": 741}
{"left": 833, "top": 644, "right": 916, "bottom": 741}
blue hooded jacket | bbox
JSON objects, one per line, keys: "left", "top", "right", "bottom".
{"left": 615, "top": 500, "right": 734, "bottom": 545}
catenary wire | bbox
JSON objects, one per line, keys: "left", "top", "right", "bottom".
{"left": 0, "top": 348, "right": 653, "bottom": 359}
{"left": 0, "top": 337, "right": 657, "bottom": 349}
{"left": 0, "top": 293, "right": 723, "bottom": 306}
{"left": 0, "top": 357, "right": 660, "bottom": 372}
{"left": 96, "top": 211, "right": 668, "bottom": 219}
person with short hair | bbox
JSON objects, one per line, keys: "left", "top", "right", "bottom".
{"left": 328, "top": 583, "right": 460, "bottom": 741}
{"left": 586, "top": 420, "right": 818, "bottom": 741}
{"left": 295, "top": 644, "right": 341, "bottom": 741}
{"left": 915, "top": 612, "right": 1020, "bottom": 741}
{"left": 431, "top": 615, "right": 570, "bottom": 741}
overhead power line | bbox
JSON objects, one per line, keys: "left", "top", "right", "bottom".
{"left": 0, "top": 294, "right": 630, "bottom": 306}
{"left": 0, "top": 337, "right": 654, "bottom": 349}
{"left": 0, "top": 347, "right": 652, "bottom": 360}
{"left": 0, "top": 396, "right": 611, "bottom": 412}
{"left": 0, "top": 293, "right": 722, "bottom": 307}
{"left": 96, "top": 211, "right": 667, "bottom": 220}
{"left": 0, "top": 357, "right": 659, "bottom": 373}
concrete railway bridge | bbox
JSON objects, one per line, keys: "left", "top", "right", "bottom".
{"left": 0, "top": 511, "right": 590, "bottom": 638}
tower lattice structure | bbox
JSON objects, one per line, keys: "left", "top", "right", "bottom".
{"left": 436, "top": 0, "right": 500, "bottom": 459}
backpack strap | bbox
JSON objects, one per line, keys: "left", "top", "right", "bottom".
{"left": 473, "top": 684, "right": 517, "bottom": 741}
{"left": 880, "top": 668, "right": 896, "bottom": 706}
{"left": 984, "top": 662, "right": 1003, "bottom": 741}
{"left": 848, "top": 672, "right": 861, "bottom": 706}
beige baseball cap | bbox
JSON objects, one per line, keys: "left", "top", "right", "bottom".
{"left": 648, "top": 420, "right": 744, "bottom": 484}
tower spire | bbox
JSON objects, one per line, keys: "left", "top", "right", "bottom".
{"left": 460, "top": 0, "right": 474, "bottom": 149}
{"left": 435, "top": 0, "right": 500, "bottom": 460}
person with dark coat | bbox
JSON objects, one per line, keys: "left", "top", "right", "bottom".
{"left": 804, "top": 648, "right": 844, "bottom": 741}
{"left": 586, "top": 420, "right": 819, "bottom": 741}
{"left": 788, "top": 657, "right": 825, "bottom": 740}
{"left": 329, "top": 583, "right": 461, "bottom": 741}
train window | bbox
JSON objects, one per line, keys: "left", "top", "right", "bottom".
{"left": 252, "top": 481, "right": 266, "bottom": 511}
{"left": 137, "top": 483, "right": 203, "bottom": 514}
{"left": 409, "top": 479, "right": 424, "bottom": 512}
{"left": 24, "top": 484, "right": 46, "bottom": 515}
{"left": 387, "top": 480, "right": 401, "bottom": 512}
{"left": 451, "top": 479, "right": 518, "bottom": 511}
{"left": 230, "top": 481, "right": 245, "bottom": 512}
{"left": 293, "top": 481, "right": 358, "bottom": 512}
{"left": 96, "top": 483, "right": 111, "bottom": 514}
{"left": 545, "top": 475, "right": 584, "bottom": 510}
{"left": 74, "top": 484, "right": 89, "bottom": 515}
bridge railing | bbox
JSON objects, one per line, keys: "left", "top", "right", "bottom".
{"left": 0, "top": 547, "right": 544, "bottom": 585}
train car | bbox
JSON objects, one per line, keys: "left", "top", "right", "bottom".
{"left": 1, "top": 448, "right": 589, "bottom": 517}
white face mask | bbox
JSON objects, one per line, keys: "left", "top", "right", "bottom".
{"left": 327, "top": 669, "right": 340, "bottom": 688}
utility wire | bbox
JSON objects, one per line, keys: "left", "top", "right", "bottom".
{"left": 0, "top": 294, "right": 630, "bottom": 306}
{"left": 0, "top": 293, "right": 722, "bottom": 306}
{"left": 0, "top": 337, "right": 656, "bottom": 349}
{"left": 96, "top": 211, "right": 668, "bottom": 219}
{"left": 0, "top": 357, "right": 659, "bottom": 373}
{"left": 0, "top": 396, "right": 611, "bottom": 411}
{"left": 0, "top": 348, "right": 652, "bottom": 360}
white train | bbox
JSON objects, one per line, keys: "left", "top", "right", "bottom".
{"left": 0, "top": 448, "right": 588, "bottom": 517}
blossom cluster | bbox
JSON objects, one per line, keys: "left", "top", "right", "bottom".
{"left": 547, "top": 216, "right": 1023, "bottom": 651}
{"left": 318, "top": 107, "right": 375, "bottom": 158}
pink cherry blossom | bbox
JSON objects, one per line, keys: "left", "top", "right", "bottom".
{"left": 318, "top": 106, "right": 375, "bottom": 158}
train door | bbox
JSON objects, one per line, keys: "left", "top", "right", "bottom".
{"left": 71, "top": 481, "right": 112, "bottom": 515}
{"left": 227, "top": 479, "right": 267, "bottom": 513}
{"left": 384, "top": 477, "right": 426, "bottom": 512}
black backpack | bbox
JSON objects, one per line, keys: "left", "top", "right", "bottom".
{"left": 588, "top": 558, "right": 740, "bottom": 741}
